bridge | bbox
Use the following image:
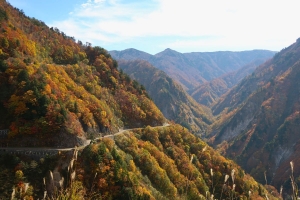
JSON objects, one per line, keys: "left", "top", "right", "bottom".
{"left": 0, "top": 148, "right": 59, "bottom": 156}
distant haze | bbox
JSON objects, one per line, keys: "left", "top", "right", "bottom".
{"left": 110, "top": 48, "right": 276, "bottom": 91}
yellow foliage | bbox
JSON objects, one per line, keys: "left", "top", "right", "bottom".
{"left": 8, "top": 94, "right": 27, "bottom": 115}
{"left": 110, "top": 76, "right": 118, "bottom": 85}
{"left": 26, "top": 40, "right": 36, "bottom": 56}
{"left": 128, "top": 160, "right": 136, "bottom": 172}
{"left": 101, "top": 110, "right": 107, "bottom": 118}
{"left": 23, "top": 90, "right": 37, "bottom": 105}
{"left": 15, "top": 170, "right": 24, "bottom": 180}
{"left": 26, "top": 65, "right": 35, "bottom": 75}
{"left": 44, "top": 84, "right": 52, "bottom": 95}
{"left": 18, "top": 81, "right": 26, "bottom": 88}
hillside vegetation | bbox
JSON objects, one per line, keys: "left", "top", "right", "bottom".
{"left": 0, "top": 0, "right": 164, "bottom": 147}
{"left": 190, "top": 59, "right": 268, "bottom": 106}
{"left": 208, "top": 38, "right": 300, "bottom": 190}
{"left": 118, "top": 59, "right": 214, "bottom": 134}
{"left": 0, "top": 125, "right": 280, "bottom": 199}
{"left": 0, "top": 1, "right": 290, "bottom": 199}
{"left": 75, "top": 125, "right": 280, "bottom": 199}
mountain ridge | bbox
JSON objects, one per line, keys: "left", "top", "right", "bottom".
{"left": 110, "top": 48, "right": 276, "bottom": 91}
{"left": 208, "top": 38, "right": 300, "bottom": 189}
{"left": 0, "top": 1, "right": 288, "bottom": 199}
{"left": 191, "top": 58, "right": 268, "bottom": 106}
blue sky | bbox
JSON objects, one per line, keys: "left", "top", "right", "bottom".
{"left": 8, "top": 0, "right": 300, "bottom": 54}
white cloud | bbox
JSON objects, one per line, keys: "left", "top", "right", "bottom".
{"left": 50, "top": 0, "right": 300, "bottom": 52}
{"left": 94, "top": 0, "right": 105, "bottom": 3}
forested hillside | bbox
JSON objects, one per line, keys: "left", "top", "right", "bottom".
{"left": 190, "top": 59, "right": 268, "bottom": 106}
{"left": 208, "top": 38, "right": 300, "bottom": 190}
{"left": 118, "top": 59, "right": 213, "bottom": 134}
{"left": 0, "top": 0, "right": 291, "bottom": 199}
{"left": 0, "top": 0, "right": 164, "bottom": 147}
{"left": 0, "top": 125, "right": 280, "bottom": 199}
{"left": 75, "top": 125, "right": 280, "bottom": 199}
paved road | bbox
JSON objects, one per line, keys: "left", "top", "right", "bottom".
{"left": 0, "top": 124, "right": 170, "bottom": 153}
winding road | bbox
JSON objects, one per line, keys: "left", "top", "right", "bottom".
{"left": 0, "top": 124, "right": 170, "bottom": 155}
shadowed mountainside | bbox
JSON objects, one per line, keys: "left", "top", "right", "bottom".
{"left": 190, "top": 59, "right": 268, "bottom": 106}
{"left": 118, "top": 59, "right": 214, "bottom": 134}
{"left": 208, "top": 38, "right": 300, "bottom": 190}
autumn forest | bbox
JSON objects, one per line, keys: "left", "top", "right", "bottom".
{"left": 0, "top": 0, "right": 299, "bottom": 199}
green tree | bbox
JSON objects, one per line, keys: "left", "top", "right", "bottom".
{"left": 0, "top": 59, "right": 7, "bottom": 72}
{"left": 1, "top": 37, "right": 9, "bottom": 49}
{"left": 0, "top": 8, "right": 8, "bottom": 21}
{"left": 17, "top": 69, "right": 29, "bottom": 82}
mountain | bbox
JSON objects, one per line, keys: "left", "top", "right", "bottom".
{"left": 109, "top": 48, "right": 153, "bottom": 61}
{"left": 208, "top": 38, "right": 300, "bottom": 189}
{"left": 191, "top": 59, "right": 267, "bottom": 106}
{"left": 110, "top": 48, "right": 276, "bottom": 91}
{"left": 0, "top": 1, "right": 165, "bottom": 148}
{"left": 117, "top": 59, "right": 214, "bottom": 134}
{"left": 0, "top": 1, "right": 288, "bottom": 199}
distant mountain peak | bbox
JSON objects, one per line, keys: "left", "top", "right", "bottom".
{"left": 155, "top": 48, "right": 181, "bottom": 57}
{"left": 163, "top": 48, "right": 177, "bottom": 53}
{"left": 124, "top": 48, "right": 144, "bottom": 52}
{"left": 109, "top": 48, "right": 152, "bottom": 60}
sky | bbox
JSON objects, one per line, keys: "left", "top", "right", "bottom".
{"left": 8, "top": 0, "right": 300, "bottom": 54}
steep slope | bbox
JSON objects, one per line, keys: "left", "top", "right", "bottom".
{"left": 191, "top": 59, "right": 267, "bottom": 106}
{"left": 0, "top": 1, "right": 282, "bottom": 200}
{"left": 153, "top": 48, "right": 207, "bottom": 90}
{"left": 110, "top": 48, "right": 276, "bottom": 91}
{"left": 117, "top": 59, "right": 214, "bottom": 134}
{"left": 0, "top": 125, "right": 281, "bottom": 199}
{"left": 84, "top": 125, "right": 279, "bottom": 199}
{"left": 208, "top": 38, "right": 300, "bottom": 189}
{"left": 0, "top": 1, "right": 284, "bottom": 199}
{"left": 0, "top": 1, "right": 165, "bottom": 147}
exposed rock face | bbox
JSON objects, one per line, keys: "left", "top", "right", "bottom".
{"left": 209, "top": 38, "right": 300, "bottom": 187}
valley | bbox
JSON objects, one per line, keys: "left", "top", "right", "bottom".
{"left": 0, "top": 0, "right": 299, "bottom": 199}
{"left": 110, "top": 43, "right": 300, "bottom": 198}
